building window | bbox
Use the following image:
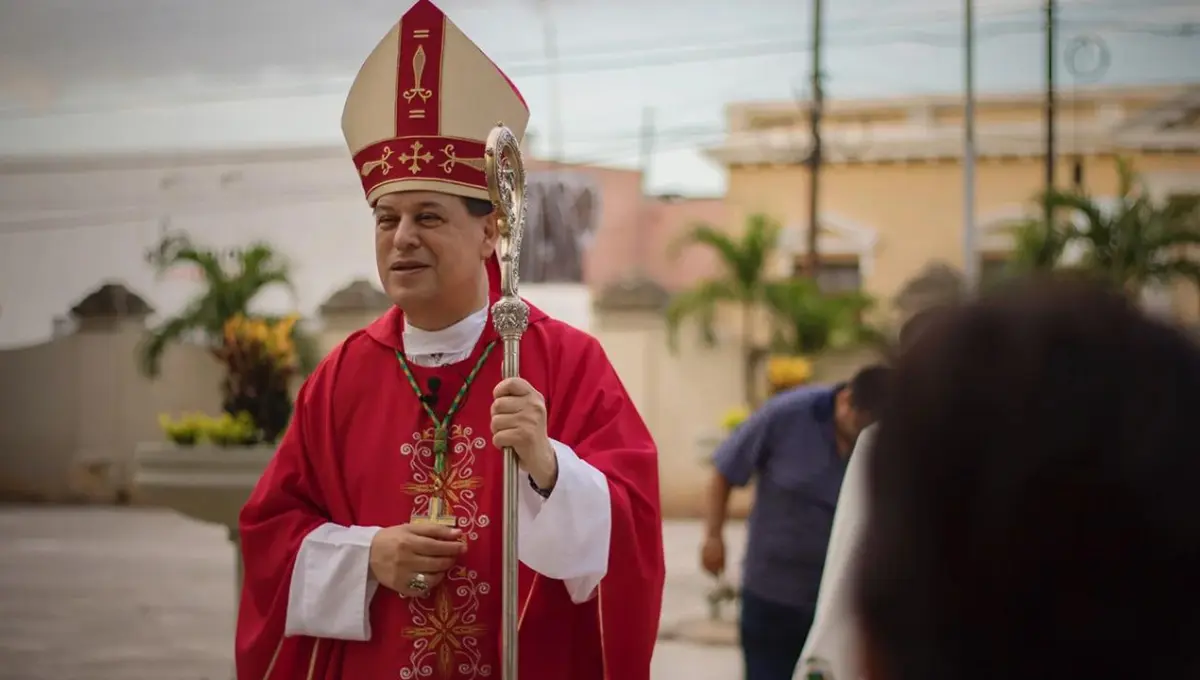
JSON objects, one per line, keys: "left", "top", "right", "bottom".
{"left": 792, "top": 257, "right": 862, "bottom": 292}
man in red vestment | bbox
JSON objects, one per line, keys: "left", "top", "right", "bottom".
{"left": 234, "top": 2, "right": 665, "bottom": 678}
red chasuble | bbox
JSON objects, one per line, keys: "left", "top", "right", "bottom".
{"left": 235, "top": 270, "right": 665, "bottom": 680}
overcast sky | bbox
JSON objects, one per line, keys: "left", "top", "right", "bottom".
{"left": 0, "top": 0, "right": 1196, "bottom": 194}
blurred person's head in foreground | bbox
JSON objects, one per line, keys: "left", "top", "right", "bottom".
{"left": 855, "top": 274, "right": 1200, "bottom": 680}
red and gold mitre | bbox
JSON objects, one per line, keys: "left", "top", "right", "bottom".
{"left": 341, "top": 0, "right": 529, "bottom": 205}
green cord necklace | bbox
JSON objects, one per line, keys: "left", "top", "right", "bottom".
{"left": 396, "top": 341, "right": 497, "bottom": 475}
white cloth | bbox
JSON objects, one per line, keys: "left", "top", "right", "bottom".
{"left": 283, "top": 306, "right": 613, "bottom": 641}
{"left": 797, "top": 424, "right": 876, "bottom": 680}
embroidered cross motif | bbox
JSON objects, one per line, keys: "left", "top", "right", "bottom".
{"left": 398, "top": 141, "right": 434, "bottom": 174}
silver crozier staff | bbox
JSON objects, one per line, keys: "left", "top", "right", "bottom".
{"left": 485, "top": 123, "right": 529, "bottom": 680}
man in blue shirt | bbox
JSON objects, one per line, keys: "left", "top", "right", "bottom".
{"left": 701, "top": 365, "right": 891, "bottom": 680}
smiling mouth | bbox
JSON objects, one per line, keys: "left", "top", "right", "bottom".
{"left": 390, "top": 263, "right": 429, "bottom": 273}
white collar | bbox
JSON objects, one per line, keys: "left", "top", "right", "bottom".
{"left": 402, "top": 305, "right": 488, "bottom": 357}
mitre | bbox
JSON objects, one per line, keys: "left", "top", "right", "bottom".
{"left": 341, "top": 0, "right": 530, "bottom": 205}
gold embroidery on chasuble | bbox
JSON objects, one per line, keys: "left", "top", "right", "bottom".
{"left": 400, "top": 426, "right": 494, "bottom": 679}
{"left": 402, "top": 567, "right": 492, "bottom": 680}
{"left": 401, "top": 424, "right": 489, "bottom": 539}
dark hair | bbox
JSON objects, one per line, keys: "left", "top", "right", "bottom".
{"left": 847, "top": 364, "right": 891, "bottom": 417}
{"left": 462, "top": 197, "right": 495, "bottom": 217}
{"left": 856, "top": 275, "right": 1200, "bottom": 680}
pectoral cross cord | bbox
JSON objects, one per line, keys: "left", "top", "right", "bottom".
{"left": 396, "top": 342, "right": 494, "bottom": 477}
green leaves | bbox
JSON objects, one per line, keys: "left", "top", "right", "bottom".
{"left": 664, "top": 213, "right": 781, "bottom": 348}
{"left": 763, "top": 278, "right": 878, "bottom": 355}
{"left": 138, "top": 235, "right": 302, "bottom": 378}
{"left": 1007, "top": 157, "right": 1200, "bottom": 294}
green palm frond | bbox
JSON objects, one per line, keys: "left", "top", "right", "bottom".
{"left": 1006, "top": 157, "right": 1200, "bottom": 297}
{"left": 665, "top": 213, "right": 782, "bottom": 347}
{"left": 138, "top": 300, "right": 207, "bottom": 378}
{"left": 665, "top": 279, "right": 740, "bottom": 348}
{"left": 1006, "top": 217, "right": 1073, "bottom": 273}
{"left": 139, "top": 235, "right": 301, "bottom": 378}
{"left": 669, "top": 214, "right": 780, "bottom": 297}
{"left": 763, "top": 278, "right": 876, "bottom": 354}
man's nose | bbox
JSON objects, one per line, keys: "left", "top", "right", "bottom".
{"left": 392, "top": 216, "right": 421, "bottom": 249}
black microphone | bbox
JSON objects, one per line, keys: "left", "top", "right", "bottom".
{"left": 420, "top": 377, "right": 442, "bottom": 407}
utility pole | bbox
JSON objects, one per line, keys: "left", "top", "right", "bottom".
{"left": 962, "top": 0, "right": 978, "bottom": 291}
{"left": 634, "top": 106, "right": 657, "bottom": 272}
{"left": 1044, "top": 0, "right": 1057, "bottom": 225}
{"left": 539, "top": 0, "right": 564, "bottom": 165}
{"left": 804, "top": 0, "right": 825, "bottom": 280}
{"left": 638, "top": 107, "right": 656, "bottom": 193}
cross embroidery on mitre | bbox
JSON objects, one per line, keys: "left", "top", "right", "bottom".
{"left": 359, "top": 141, "right": 485, "bottom": 178}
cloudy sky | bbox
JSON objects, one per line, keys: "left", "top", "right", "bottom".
{"left": 0, "top": 0, "right": 1196, "bottom": 194}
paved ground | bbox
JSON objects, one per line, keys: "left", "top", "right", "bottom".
{"left": 0, "top": 506, "right": 747, "bottom": 680}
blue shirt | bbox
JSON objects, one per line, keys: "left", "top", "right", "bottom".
{"left": 713, "top": 384, "right": 847, "bottom": 609}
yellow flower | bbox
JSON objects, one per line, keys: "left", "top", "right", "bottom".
{"left": 767, "top": 355, "right": 814, "bottom": 389}
{"left": 721, "top": 405, "right": 751, "bottom": 432}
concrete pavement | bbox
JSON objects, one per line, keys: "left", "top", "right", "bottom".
{"left": 0, "top": 506, "right": 747, "bottom": 680}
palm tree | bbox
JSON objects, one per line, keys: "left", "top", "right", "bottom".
{"left": 762, "top": 278, "right": 882, "bottom": 355}
{"left": 1008, "top": 158, "right": 1200, "bottom": 294}
{"left": 665, "top": 214, "right": 780, "bottom": 406}
{"left": 138, "top": 234, "right": 318, "bottom": 378}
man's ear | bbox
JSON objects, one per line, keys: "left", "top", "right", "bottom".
{"left": 838, "top": 387, "right": 854, "bottom": 410}
{"left": 480, "top": 212, "right": 500, "bottom": 258}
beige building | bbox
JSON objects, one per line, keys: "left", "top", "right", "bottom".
{"left": 705, "top": 84, "right": 1200, "bottom": 321}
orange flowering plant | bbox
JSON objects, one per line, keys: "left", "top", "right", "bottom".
{"left": 766, "top": 355, "right": 815, "bottom": 395}
{"left": 213, "top": 314, "right": 300, "bottom": 444}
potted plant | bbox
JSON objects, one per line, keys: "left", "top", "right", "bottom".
{"left": 215, "top": 314, "right": 299, "bottom": 444}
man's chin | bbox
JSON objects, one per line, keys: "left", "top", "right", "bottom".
{"left": 383, "top": 284, "right": 433, "bottom": 309}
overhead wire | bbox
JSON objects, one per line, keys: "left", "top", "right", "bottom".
{"left": 0, "top": 6, "right": 1191, "bottom": 119}
{"left": 0, "top": 2, "right": 1192, "bottom": 190}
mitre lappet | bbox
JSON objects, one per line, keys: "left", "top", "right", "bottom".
{"left": 341, "top": 0, "right": 529, "bottom": 206}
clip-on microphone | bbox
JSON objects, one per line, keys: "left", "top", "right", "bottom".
{"left": 420, "top": 376, "right": 443, "bottom": 408}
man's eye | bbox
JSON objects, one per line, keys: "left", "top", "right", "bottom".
{"left": 376, "top": 216, "right": 398, "bottom": 229}
{"left": 417, "top": 213, "right": 443, "bottom": 225}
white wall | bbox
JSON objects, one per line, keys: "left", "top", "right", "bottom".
{"left": 0, "top": 147, "right": 592, "bottom": 348}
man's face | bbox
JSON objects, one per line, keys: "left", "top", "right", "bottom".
{"left": 373, "top": 191, "right": 497, "bottom": 309}
{"left": 835, "top": 387, "right": 876, "bottom": 442}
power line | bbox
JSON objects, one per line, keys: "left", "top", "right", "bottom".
{"left": 0, "top": 15, "right": 1191, "bottom": 119}
{"left": 525, "top": 19, "right": 1194, "bottom": 76}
